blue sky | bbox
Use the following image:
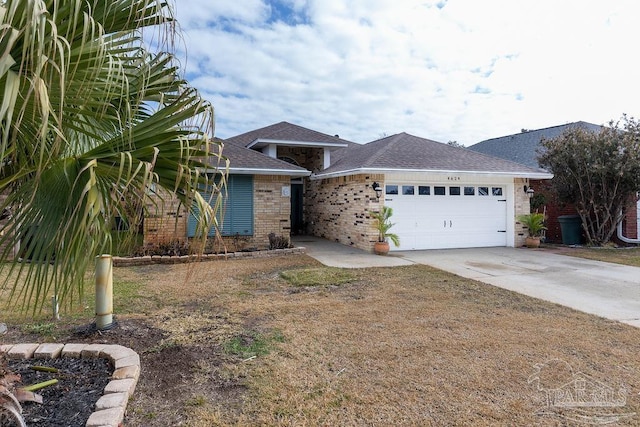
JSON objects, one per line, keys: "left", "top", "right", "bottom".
{"left": 172, "top": 0, "right": 640, "bottom": 146}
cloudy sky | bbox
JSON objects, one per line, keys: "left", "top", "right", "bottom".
{"left": 171, "top": 0, "right": 640, "bottom": 146}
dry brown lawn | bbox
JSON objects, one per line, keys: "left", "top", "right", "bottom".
{"left": 4, "top": 253, "right": 640, "bottom": 426}
{"left": 550, "top": 245, "right": 640, "bottom": 267}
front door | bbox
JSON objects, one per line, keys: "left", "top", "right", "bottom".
{"left": 291, "top": 183, "right": 304, "bottom": 235}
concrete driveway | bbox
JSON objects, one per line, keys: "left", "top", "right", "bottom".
{"left": 295, "top": 237, "right": 640, "bottom": 328}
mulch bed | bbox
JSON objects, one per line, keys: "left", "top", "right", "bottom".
{"left": 8, "top": 357, "right": 112, "bottom": 426}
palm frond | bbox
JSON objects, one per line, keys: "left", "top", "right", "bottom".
{"left": 0, "top": 0, "right": 223, "bottom": 313}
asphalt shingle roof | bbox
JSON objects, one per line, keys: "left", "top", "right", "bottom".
{"left": 225, "top": 121, "right": 354, "bottom": 148}
{"left": 318, "top": 132, "right": 545, "bottom": 176}
{"left": 468, "top": 121, "right": 603, "bottom": 169}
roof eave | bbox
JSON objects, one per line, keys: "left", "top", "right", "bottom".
{"left": 311, "top": 168, "right": 553, "bottom": 180}
{"left": 228, "top": 167, "right": 311, "bottom": 177}
{"left": 247, "top": 138, "right": 348, "bottom": 150}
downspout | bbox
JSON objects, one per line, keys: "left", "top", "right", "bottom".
{"left": 617, "top": 218, "right": 640, "bottom": 244}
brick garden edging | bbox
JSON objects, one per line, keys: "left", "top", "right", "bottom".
{"left": 112, "top": 247, "right": 305, "bottom": 267}
{"left": 0, "top": 343, "right": 140, "bottom": 427}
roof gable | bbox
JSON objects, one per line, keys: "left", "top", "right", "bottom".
{"left": 225, "top": 121, "right": 352, "bottom": 149}
{"left": 215, "top": 141, "right": 310, "bottom": 176}
{"left": 469, "top": 121, "right": 603, "bottom": 169}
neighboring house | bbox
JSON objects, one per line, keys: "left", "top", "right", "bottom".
{"left": 469, "top": 122, "right": 639, "bottom": 243}
{"left": 469, "top": 122, "right": 603, "bottom": 169}
{"left": 145, "top": 122, "right": 552, "bottom": 252}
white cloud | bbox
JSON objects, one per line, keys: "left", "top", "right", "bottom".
{"left": 172, "top": 0, "right": 269, "bottom": 28}
{"left": 173, "top": 0, "right": 640, "bottom": 145}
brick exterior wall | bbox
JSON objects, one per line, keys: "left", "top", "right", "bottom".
{"left": 143, "top": 187, "right": 188, "bottom": 245}
{"left": 253, "top": 175, "right": 292, "bottom": 248}
{"left": 622, "top": 199, "right": 638, "bottom": 239}
{"left": 144, "top": 175, "right": 292, "bottom": 251}
{"left": 514, "top": 178, "right": 532, "bottom": 247}
{"left": 306, "top": 174, "right": 383, "bottom": 251}
{"left": 277, "top": 146, "right": 324, "bottom": 172}
{"left": 529, "top": 179, "right": 577, "bottom": 244}
{"left": 145, "top": 172, "right": 533, "bottom": 252}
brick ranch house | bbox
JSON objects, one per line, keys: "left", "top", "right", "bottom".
{"left": 145, "top": 122, "right": 552, "bottom": 252}
{"left": 469, "top": 122, "right": 640, "bottom": 244}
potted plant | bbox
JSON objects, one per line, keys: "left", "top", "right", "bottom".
{"left": 370, "top": 206, "right": 400, "bottom": 255}
{"left": 517, "top": 212, "right": 546, "bottom": 248}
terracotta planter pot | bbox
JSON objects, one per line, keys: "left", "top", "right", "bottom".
{"left": 525, "top": 236, "right": 541, "bottom": 248}
{"left": 374, "top": 241, "right": 390, "bottom": 255}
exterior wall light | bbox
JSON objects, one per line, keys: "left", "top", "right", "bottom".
{"left": 372, "top": 182, "right": 383, "bottom": 199}
{"left": 524, "top": 185, "right": 535, "bottom": 198}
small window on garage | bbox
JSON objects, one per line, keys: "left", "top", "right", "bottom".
{"left": 492, "top": 187, "right": 503, "bottom": 196}
{"left": 386, "top": 185, "right": 398, "bottom": 195}
{"left": 434, "top": 186, "right": 446, "bottom": 195}
{"left": 402, "top": 185, "right": 415, "bottom": 195}
{"left": 449, "top": 186, "right": 461, "bottom": 196}
{"left": 464, "top": 186, "right": 475, "bottom": 196}
{"left": 418, "top": 185, "right": 430, "bottom": 195}
{"left": 478, "top": 186, "right": 489, "bottom": 196}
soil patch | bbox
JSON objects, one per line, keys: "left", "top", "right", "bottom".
{"left": 8, "top": 357, "right": 111, "bottom": 426}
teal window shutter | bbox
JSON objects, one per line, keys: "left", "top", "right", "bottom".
{"left": 220, "top": 175, "right": 253, "bottom": 236}
{"left": 187, "top": 175, "right": 254, "bottom": 238}
{"left": 186, "top": 190, "right": 211, "bottom": 238}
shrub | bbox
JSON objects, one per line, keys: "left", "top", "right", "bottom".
{"left": 268, "top": 233, "right": 291, "bottom": 250}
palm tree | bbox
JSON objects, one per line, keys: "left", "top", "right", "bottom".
{"left": 0, "top": 0, "right": 224, "bottom": 314}
{"left": 370, "top": 206, "right": 400, "bottom": 247}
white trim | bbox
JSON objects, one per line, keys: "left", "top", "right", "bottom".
{"left": 247, "top": 138, "right": 348, "bottom": 150}
{"left": 506, "top": 182, "right": 515, "bottom": 247}
{"left": 199, "top": 167, "right": 310, "bottom": 177}
{"left": 323, "top": 148, "right": 331, "bottom": 169}
{"left": 311, "top": 168, "right": 553, "bottom": 180}
{"left": 229, "top": 167, "right": 311, "bottom": 177}
{"left": 261, "top": 144, "right": 277, "bottom": 158}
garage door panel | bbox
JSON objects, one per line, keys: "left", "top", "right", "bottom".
{"left": 385, "top": 184, "right": 508, "bottom": 250}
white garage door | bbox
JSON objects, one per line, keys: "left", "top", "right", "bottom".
{"left": 384, "top": 183, "right": 508, "bottom": 250}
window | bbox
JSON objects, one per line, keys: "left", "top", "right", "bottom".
{"left": 386, "top": 185, "right": 398, "bottom": 195}
{"left": 434, "top": 186, "right": 446, "bottom": 195}
{"left": 464, "top": 186, "right": 475, "bottom": 196}
{"left": 492, "top": 187, "right": 503, "bottom": 196}
{"left": 418, "top": 186, "right": 430, "bottom": 195}
{"left": 478, "top": 187, "right": 489, "bottom": 196}
{"left": 402, "top": 185, "right": 415, "bottom": 195}
{"left": 449, "top": 186, "right": 461, "bottom": 196}
{"left": 187, "top": 175, "right": 254, "bottom": 237}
